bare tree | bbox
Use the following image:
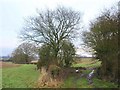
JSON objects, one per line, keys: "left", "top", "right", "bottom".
{"left": 21, "top": 6, "right": 81, "bottom": 65}
{"left": 11, "top": 42, "right": 38, "bottom": 64}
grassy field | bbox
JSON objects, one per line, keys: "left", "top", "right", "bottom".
{"left": 62, "top": 58, "right": 118, "bottom": 88}
{"left": 1, "top": 58, "right": 118, "bottom": 88}
{"left": 62, "top": 76, "right": 118, "bottom": 88}
{"left": 2, "top": 64, "right": 39, "bottom": 88}
{"left": 72, "top": 58, "right": 101, "bottom": 68}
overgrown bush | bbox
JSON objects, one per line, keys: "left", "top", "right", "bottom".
{"left": 48, "top": 65, "right": 61, "bottom": 79}
{"left": 82, "top": 7, "right": 119, "bottom": 83}
{"left": 37, "top": 40, "right": 75, "bottom": 69}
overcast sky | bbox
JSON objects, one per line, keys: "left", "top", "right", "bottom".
{"left": 0, "top": 0, "right": 119, "bottom": 56}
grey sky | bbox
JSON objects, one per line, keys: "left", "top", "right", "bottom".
{"left": 0, "top": 0, "right": 119, "bottom": 56}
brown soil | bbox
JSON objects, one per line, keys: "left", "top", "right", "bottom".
{"left": 0, "top": 61, "right": 21, "bottom": 68}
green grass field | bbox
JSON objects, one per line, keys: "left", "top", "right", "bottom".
{"left": 2, "top": 58, "right": 118, "bottom": 88}
{"left": 72, "top": 58, "right": 101, "bottom": 68}
{"left": 62, "top": 58, "right": 118, "bottom": 88}
{"left": 2, "top": 64, "right": 39, "bottom": 88}
{"left": 62, "top": 76, "right": 117, "bottom": 88}
{"left": 72, "top": 60, "right": 101, "bottom": 68}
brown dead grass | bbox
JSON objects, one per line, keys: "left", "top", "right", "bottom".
{"left": 0, "top": 61, "right": 21, "bottom": 68}
{"left": 36, "top": 66, "right": 63, "bottom": 88}
{"left": 36, "top": 74, "right": 63, "bottom": 88}
{"left": 36, "top": 66, "right": 85, "bottom": 88}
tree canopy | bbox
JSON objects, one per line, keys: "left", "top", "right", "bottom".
{"left": 82, "top": 7, "right": 119, "bottom": 82}
{"left": 21, "top": 6, "right": 81, "bottom": 67}
{"left": 11, "top": 42, "right": 38, "bottom": 64}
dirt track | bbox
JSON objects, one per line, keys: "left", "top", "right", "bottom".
{"left": 0, "top": 61, "right": 21, "bottom": 68}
